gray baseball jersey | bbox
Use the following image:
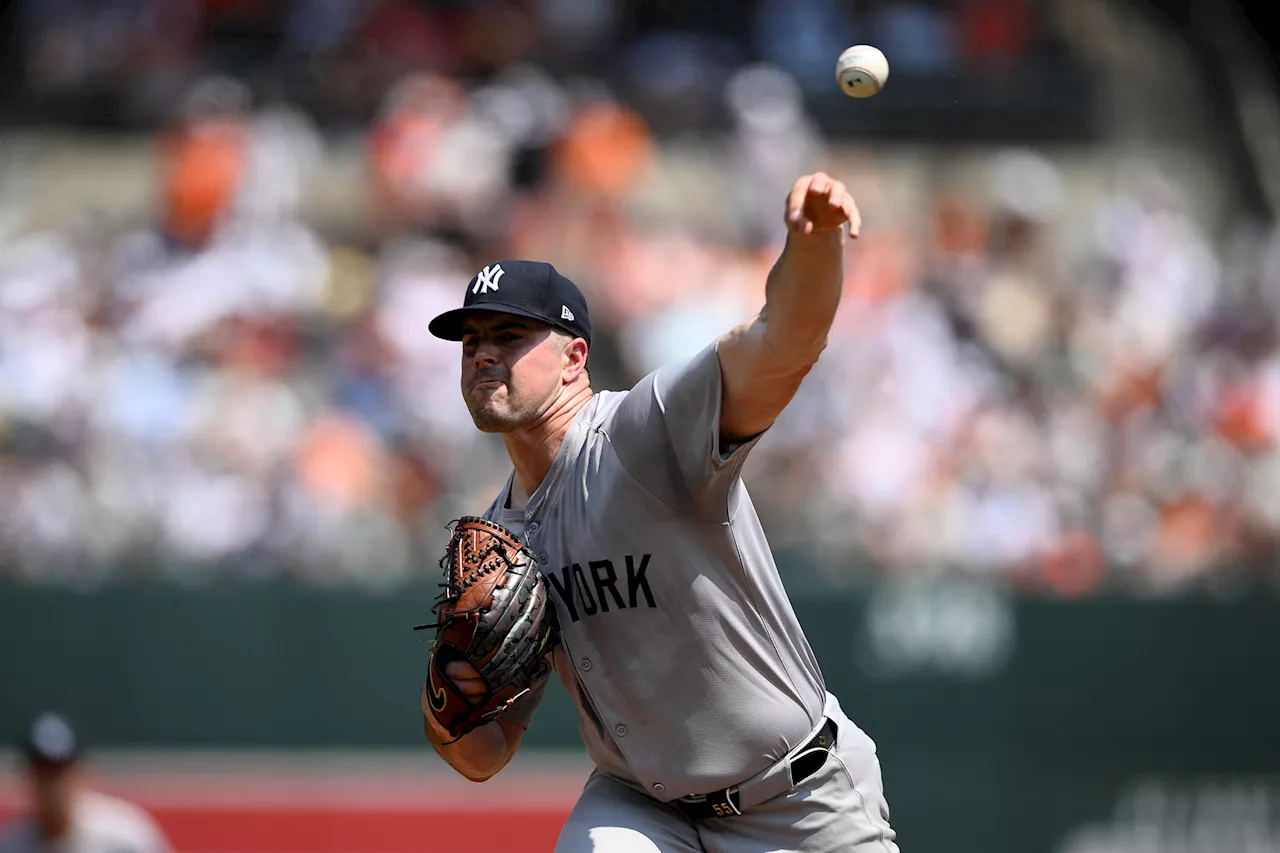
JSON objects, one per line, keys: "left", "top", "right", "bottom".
{"left": 482, "top": 340, "right": 827, "bottom": 802}
{"left": 0, "top": 791, "right": 172, "bottom": 853}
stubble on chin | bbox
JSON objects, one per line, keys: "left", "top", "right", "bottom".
{"left": 467, "top": 397, "right": 520, "bottom": 433}
{"left": 470, "top": 411, "right": 510, "bottom": 433}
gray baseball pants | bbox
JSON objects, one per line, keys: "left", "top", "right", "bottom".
{"left": 552, "top": 702, "right": 900, "bottom": 853}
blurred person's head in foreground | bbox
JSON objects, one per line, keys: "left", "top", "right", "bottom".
{"left": 428, "top": 260, "right": 591, "bottom": 434}
{"left": 19, "top": 712, "right": 85, "bottom": 840}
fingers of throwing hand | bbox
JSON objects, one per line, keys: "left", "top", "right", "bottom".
{"left": 826, "top": 181, "right": 861, "bottom": 236}
{"left": 785, "top": 172, "right": 857, "bottom": 235}
{"left": 824, "top": 180, "right": 847, "bottom": 212}
{"left": 787, "top": 174, "right": 814, "bottom": 227}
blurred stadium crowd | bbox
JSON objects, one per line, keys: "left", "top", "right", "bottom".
{"left": 1, "top": 0, "right": 1054, "bottom": 132}
{"left": 1, "top": 0, "right": 1278, "bottom": 599}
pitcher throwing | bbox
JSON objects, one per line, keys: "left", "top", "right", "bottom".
{"left": 420, "top": 172, "right": 899, "bottom": 853}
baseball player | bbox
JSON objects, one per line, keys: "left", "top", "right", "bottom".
{"left": 0, "top": 713, "right": 172, "bottom": 853}
{"left": 421, "top": 172, "right": 899, "bottom": 852}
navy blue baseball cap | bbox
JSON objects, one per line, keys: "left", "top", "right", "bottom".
{"left": 21, "top": 712, "right": 83, "bottom": 768}
{"left": 428, "top": 260, "right": 592, "bottom": 346}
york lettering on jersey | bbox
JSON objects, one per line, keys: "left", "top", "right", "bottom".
{"left": 545, "top": 555, "right": 656, "bottom": 623}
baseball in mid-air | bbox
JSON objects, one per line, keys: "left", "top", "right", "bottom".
{"left": 836, "top": 45, "right": 889, "bottom": 98}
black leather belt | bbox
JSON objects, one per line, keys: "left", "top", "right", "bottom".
{"left": 672, "top": 719, "right": 837, "bottom": 820}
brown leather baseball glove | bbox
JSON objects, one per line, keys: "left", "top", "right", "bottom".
{"left": 416, "top": 516, "right": 558, "bottom": 743}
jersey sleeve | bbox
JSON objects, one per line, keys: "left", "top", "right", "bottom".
{"left": 605, "top": 340, "right": 767, "bottom": 520}
{"left": 136, "top": 812, "right": 174, "bottom": 853}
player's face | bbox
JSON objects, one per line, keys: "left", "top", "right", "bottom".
{"left": 28, "top": 763, "right": 78, "bottom": 834}
{"left": 459, "top": 314, "right": 567, "bottom": 432}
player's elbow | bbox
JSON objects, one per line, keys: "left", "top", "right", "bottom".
{"left": 764, "top": 324, "right": 829, "bottom": 373}
{"left": 721, "top": 319, "right": 825, "bottom": 384}
{"left": 747, "top": 316, "right": 830, "bottom": 377}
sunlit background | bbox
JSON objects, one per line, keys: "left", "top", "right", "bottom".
{"left": 1, "top": 1, "right": 1278, "bottom": 852}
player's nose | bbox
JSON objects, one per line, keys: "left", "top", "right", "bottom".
{"left": 470, "top": 342, "right": 501, "bottom": 368}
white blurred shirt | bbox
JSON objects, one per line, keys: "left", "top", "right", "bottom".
{"left": 0, "top": 791, "right": 170, "bottom": 853}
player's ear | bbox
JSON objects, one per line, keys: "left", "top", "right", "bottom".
{"left": 562, "top": 336, "right": 588, "bottom": 383}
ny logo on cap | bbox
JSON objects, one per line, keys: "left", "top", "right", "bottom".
{"left": 473, "top": 264, "right": 505, "bottom": 294}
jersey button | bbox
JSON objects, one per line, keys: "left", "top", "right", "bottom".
{"left": 653, "top": 783, "right": 665, "bottom": 794}
{"left": 614, "top": 725, "right": 627, "bottom": 737}
{"left": 527, "top": 522, "right": 540, "bottom": 534}
{"left": 580, "top": 658, "right": 592, "bottom": 671}
{"left": 539, "top": 552, "right": 549, "bottom": 565}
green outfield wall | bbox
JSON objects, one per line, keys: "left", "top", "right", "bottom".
{"left": 2, "top": 574, "right": 1277, "bottom": 853}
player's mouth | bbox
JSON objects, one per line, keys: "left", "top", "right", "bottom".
{"left": 471, "top": 378, "right": 504, "bottom": 391}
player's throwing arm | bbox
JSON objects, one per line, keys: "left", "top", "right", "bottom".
{"left": 716, "top": 172, "right": 859, "bottom": 445}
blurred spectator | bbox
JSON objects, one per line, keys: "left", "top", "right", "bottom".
{"left": 752, "top": 0, "right": 861, "bottom": 94}
{"left": 0, "top": 713, "right": 172, "bottom": 853}
{"left": 723, "top": 64, "right": 828, "bottom": 246}
{"left": 872, "top": 2, "right": 959, "bottom": 74}
{"left": 551, "top": 87, "right": 657, "bottom": 203}
{"left": 959, "top": 0, "right": 1035, "bottom": 69}
{"left": 157, "top": 76, "right": 252, "bottom": 249}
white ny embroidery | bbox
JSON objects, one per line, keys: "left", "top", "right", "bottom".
{"left": 561, "top": 305, "right": 575, "bottom": 321}
{"left": 473, "top": 264, "right": 505, "bottom": 294}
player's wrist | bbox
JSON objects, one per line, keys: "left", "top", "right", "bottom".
{"left": 787, "top": 223, "right": 847, "bottom": 247}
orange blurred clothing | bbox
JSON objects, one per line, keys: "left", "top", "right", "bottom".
{"left": 552, "top": 100, "right": 656, "bottom": 200}
{"left": 1040, "top": 529, "right": 1105, "bottom": 598}
{"left": 1213, "top": 379, "right": 1274, "bottom": 452}
{"left": 831, "top": 230, "right": 915, "bottom": 338}
{"left": 295, "top": 414, "right": 388, "bottom": 512}
{"left": 369, "top": 74, "right": 468, "bottom": 226}
{"left": 159, "top": 117, "right": 249, "bottom": 248}
{"left": 1153, "top": 495, "right": 1220, "bottom": 579}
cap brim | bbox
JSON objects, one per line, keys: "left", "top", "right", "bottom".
{"left": 427, "top": 305, "right": 578, "bottom": 341}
